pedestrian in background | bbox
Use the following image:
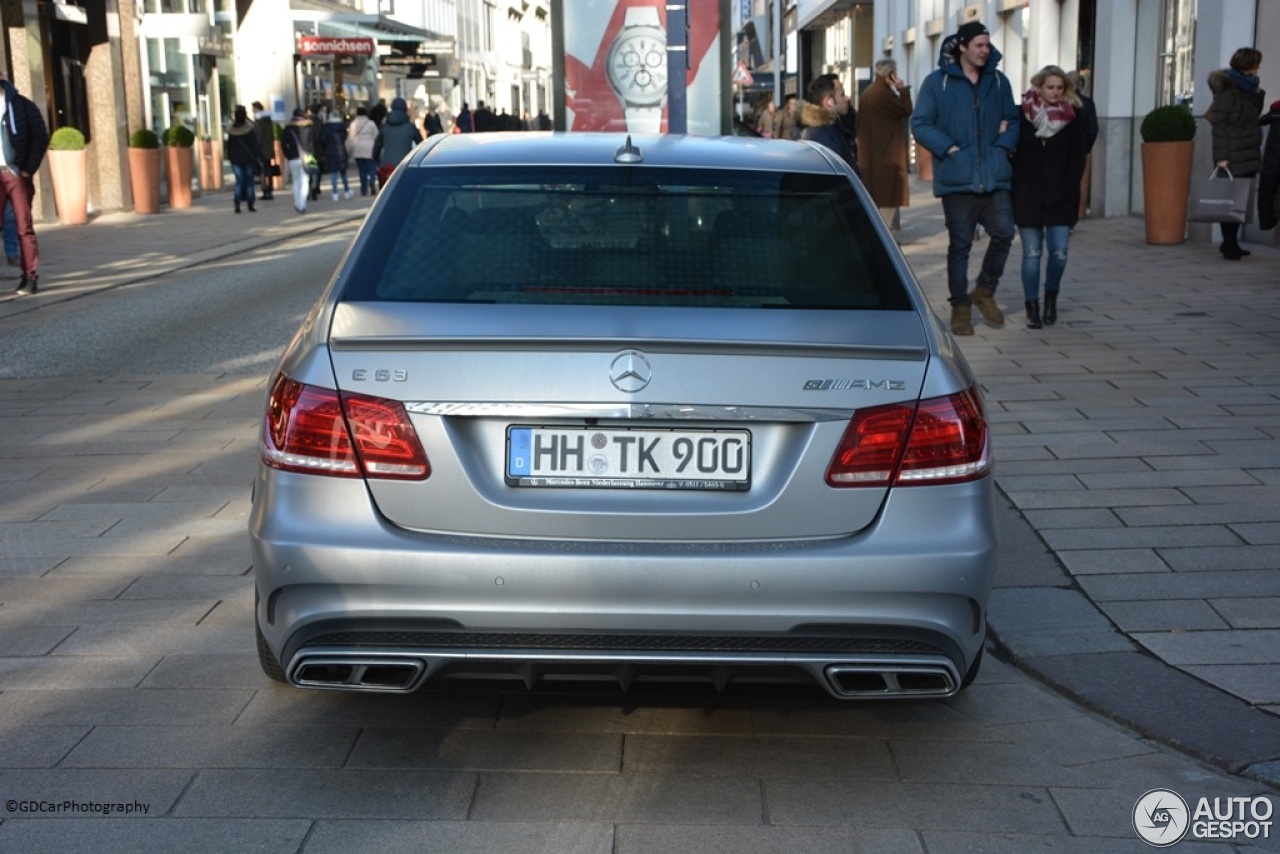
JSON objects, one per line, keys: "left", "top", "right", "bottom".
{"left": 1012, "top": 66, "right": 1088, "bottom": 329}
{"left": 857, "top": 59, "right": 913, "bottom": 239}
{"left": 755, "top": 101, "right": 776, "bottom": 138}
{"left": 319, "top": 110, "right": 352, "bottom": 201}
{"left": 910, "top": 21, "right": 1019, "bottom": 336}
{"left": 306, "top": 104, "right": 325, "bottom": 202}
{"left": 252, "top": 101, "right": 276, "bottom": 201}
{"left": 347, "top": 107, "right": 378, "bottom": 197}
{"left": 778, "top": 94, "right": 801, "bottom": 141}
{"left": 0, "top": 69, "right": 49, "bottom": 296}
{"left": 1258, "top": 99, "right": 1280, "bottom": 231}
{"left": 1207, "top": 47, "right": 1265, "bottom": 260}
{"left": 374, "top": 97, "right": 423, "bottom": 190}
{"left": 799, "top": 73, "right": 859, "bottom": 175}
{"left": 282, "top": 108, "right": 315, "bottom": 214}
{"left": 225, "top": 104, "right": 260, "bottom": 214}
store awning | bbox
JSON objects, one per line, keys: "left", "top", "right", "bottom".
{"left": 291, "top": 1, "right": 450, "bottom": 46}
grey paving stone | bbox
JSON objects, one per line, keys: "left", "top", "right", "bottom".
{"left": 890, "top": 739, "right": 1096, "bottom": 787}
{"left": 50, "top": 625, "right": 253, "bottom": 656}
{"left": 1158, "top": 547, "right": 1280, "bottom": 573}
{"left": 993, "top": 714, "right": 1158, "bottom": 767}
{"left": 763, "top": 779, "right": 1067, "bottom": 833}
{"left": 1016, "top": 651, "right": 1280, "bottom": 772}
{"left": 1232, "top": 522, "right": 1280, "bottom": 545}
{"left": 622, "top": 733, "right": 895, "bottom": 779}
{"left": 62, "top": 724, "right": 359, "bottom": 769}
{"left": 748, "top": 694, "right": 999, "bottom": 741}
{"left": 174, "top": 769, "right": 477, "bottom": 819}
{"left": 1132, "top": 630, "right": 1280, "bottom": 666}
{"left": 1078, "top": 469, "right": 1260, "bottom": 489}
{"left": 0, "top": 600, "right": 217, "bottom": 627}
{"left": 0, "top": 819, "right": 312, "bottom": 853}
{"left": 1181, "top": 485, "right": 1280, "bottom": 504}
{"left": 235, "top": 684, "right": 504, "bottom": 728}
{"left": 0, "top": 532, "right": 189, "bottom": 557}
{"left": 944, "top": 679, "right": 1114, "bottom": 727}
{"left": 0, "top": 726, "right": 89, "bottom": 768}
{"left": 616, "top": 824, "right": 924, "bottom": 854}
{"left": 0, "top": 768, "right": 194, "bottom": 814}
{"left": 988, "top": 588, "right": 1131, "bottom": 657}
{"left": 1057, "top": 549, "right": 1171, "bottom": 575}
{"left": 495, "top": 693, "right": 756, "bottom": 735}
{"left": 1099, "top": 600, "right": 1230, "bottom": 632}
{"left": 0, "top": 626, "right": 75, "bottom": 656}
{"left": 1041, "top": 526, "right": 1242, "bottom": 551}
{"left": 1184, "top": 665, "right": 1280, "bottom": 706}
{"left": 307, "top": 821, "right": 615, "bottom": 854}
{"left": 346, "top": 727, "right": 621, "bottom": 772}
{"left": 1211, "top": 597, "right": 1280, "bottom": 629}
{"left": 37, "top": 501, "right": 231, "bottom": 522}
{"left": 1022, "top": 508, "right": 1124, "bottom": 530}
{"left": 0, "top": 656, "right": 160, "bottom": 689}
{"left": 1116, "top": 504, "right": 1280, "bottom": 526}
{"left": 118, "top": 575, "right": 249, "bottom": 600}
{"left": 1006, "top": 488, "right": 1191, "bottom": 510}
{"left": 47, "top": 554, "right": 252, "bottom": 577}
{"left": 469, "top": 772, "right": 763, "bottom": 824}
{"left": 0, "top": 688, "right": 253, "bottom": 726}
{"left": 919, "top": 830, "right": 1221, "bottom": 853}
{"left": 0, "top": 576, "right": 134, "bottom": 602}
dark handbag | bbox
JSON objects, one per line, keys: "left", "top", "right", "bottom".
{"left": 266, "top": 163, "right": 281, "bottom": 178}
{"left": 1187, "top": 168, "right": 1252, "bottom": 223}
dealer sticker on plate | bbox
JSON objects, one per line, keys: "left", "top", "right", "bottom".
{"left": 506, "top": 426, "right": 751, "bottom": 490}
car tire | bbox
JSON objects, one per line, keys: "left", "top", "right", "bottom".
{"left": 254, "top": 589, "right": 287, "bottom": 683}
{"left": 958, "top": 645, "right": 984, "bottom": 690}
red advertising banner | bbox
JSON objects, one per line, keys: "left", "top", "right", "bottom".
{"left": 299, "top": 36, "right": 376, "bottom": 57}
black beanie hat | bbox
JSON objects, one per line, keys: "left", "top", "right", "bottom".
{"left": 955, "top": 22, "right": 989, "bottom": 46}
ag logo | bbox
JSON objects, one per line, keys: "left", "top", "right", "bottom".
{"left": 1134, "top": 788, "right": 1189, "bottom": 846}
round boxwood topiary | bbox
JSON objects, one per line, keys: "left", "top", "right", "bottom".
{"left": 164, "top": 125, "right": 196, "bottom": 147}
{"left": 1140, "top": 104, "right": 1196, "bottom": 143}
{"left": 49, "top": 127, "right": 87, "bottom": 151}
{"left": 129, "top": 128, "right": 161, "bottom": 149}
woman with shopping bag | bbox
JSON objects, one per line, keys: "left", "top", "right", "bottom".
{"left": 1206, "top": 48, "right": 1264, "bottom": 260}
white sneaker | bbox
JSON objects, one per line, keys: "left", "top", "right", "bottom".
{"left": 344, "top": 190, "right": 353, "bottom": 200}
{"left": 331, "top": 192, "right": 339, "bottom": 201}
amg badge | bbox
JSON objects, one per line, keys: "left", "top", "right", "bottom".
{"left": 804, "top": 379, "right": 907, "bottom": 391}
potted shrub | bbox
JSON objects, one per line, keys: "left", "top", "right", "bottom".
{"left": 163, "top": 124, "right": 196, "bottom": 209}
{"left": 46, "top": 127, "right": 89, "bottom": 225}
{"left": 1140, "top": 104, "right": 1196, "bottom": 245}
{"left": 128, "top": 129, "right": 162, "bottom": 215}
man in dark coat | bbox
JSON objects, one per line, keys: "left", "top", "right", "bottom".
{"left": 1258, "top": 99, "right": 1280, "bottom": 230}
{"left": 799, "top": 74, "right": 859, "bottom": 176}
{"left": 0, "top": 70, "right": 49, "bottom": 296}
{"left": 252, "top": 101, "right": 276, "bottom": 200}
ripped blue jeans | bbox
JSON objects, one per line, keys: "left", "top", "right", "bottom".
{"left": 1018, "top": 225, "right": 1071, "bottom": 301}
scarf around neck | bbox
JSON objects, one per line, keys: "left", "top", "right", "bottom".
{"left": 1022, "top": 87, "right": 1076, "bottom": 138}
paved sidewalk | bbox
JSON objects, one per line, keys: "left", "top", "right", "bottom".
{"left": 4, "top": 179, "right": 1280, "bottom": 785}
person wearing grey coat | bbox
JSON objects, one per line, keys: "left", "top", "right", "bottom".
{"left": 373, "top": 97, "right": 423, "bottom": 182}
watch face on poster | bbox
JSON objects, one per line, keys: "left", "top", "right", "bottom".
{"left": 606, "top": 23, "right": 667, "bottom": 107}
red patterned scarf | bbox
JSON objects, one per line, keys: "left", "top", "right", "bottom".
{"left": 1022, "top": 88, "right": 1077, "bottom": 139}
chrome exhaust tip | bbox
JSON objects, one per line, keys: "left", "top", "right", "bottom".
{"left": 291, "top": 657, "right": 426, "bottom": 692}
{"left": 824, "top": 663, "right": 957, "bottom": 698}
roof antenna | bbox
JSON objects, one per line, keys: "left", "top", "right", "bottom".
{"left": 614, "top": 135, "right": 643, "bottom": 164}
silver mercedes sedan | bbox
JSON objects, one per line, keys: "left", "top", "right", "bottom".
{"left": 249, "top": 132, "right": 996, "bottom": 700}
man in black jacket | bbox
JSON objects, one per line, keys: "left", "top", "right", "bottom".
{"left": 798, "top": 74, "right": 860, "bottom": 176}
{"left": 0, "top": 70, "right": 49, "bottom": 296}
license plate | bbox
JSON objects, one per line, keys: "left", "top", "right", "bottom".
{"left": 506, "top": 426, "right": 751, "bottom": 490}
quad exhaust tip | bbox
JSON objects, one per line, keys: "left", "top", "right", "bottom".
{"left": 292, "top": 657, "right": 426, "bottom": 691}
{"left": 824, "top": 664, "right": 957, "bottom": 697}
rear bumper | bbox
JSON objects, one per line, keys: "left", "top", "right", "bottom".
{"left": 250, "top": 468, "right": 997, "bottom": 697}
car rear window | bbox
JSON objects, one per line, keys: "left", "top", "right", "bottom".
{"left": 340, "top": 166, "right": 912, "bottom": 310}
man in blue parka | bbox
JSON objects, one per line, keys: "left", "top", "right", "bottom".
{"left": 911, "top": 22, "right": 1019, "bottom": 335}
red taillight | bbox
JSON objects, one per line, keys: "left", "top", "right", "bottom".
{"left": 826, "top": 387, "right": 988, "bottom": 487}
{"left": 261, "top": 374, "right": 430, "bottom": 480}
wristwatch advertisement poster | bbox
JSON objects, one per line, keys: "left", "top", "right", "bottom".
{"left": 559, "top": 0, "right": 726, "bottom": 135}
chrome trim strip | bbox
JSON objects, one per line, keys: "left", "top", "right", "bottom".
{"left": 402, "top": 401, "right": 852, "bottom": 422}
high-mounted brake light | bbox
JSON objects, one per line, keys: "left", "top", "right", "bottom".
{"left": 826, "top": 387, "right": 989, "bottom": 487}
{"left": 261, "top": 374, "right": 430, "bottom": 480}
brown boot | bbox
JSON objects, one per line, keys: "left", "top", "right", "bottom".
{"left": 970, "top": 286, "right": 1005, "bottom": 326}
{"left": 950, "top": 304, "right": 974, "bottom": 336}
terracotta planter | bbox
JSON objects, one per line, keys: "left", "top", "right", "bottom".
{"left": 128, "top": 147, "right": 162, "bottom": 214}
{"left": 47, "top": 149, "right": 89, "bottom": 225}
{"left": 915, "top": 142, "right": 933, "bottom": 181}
{"left": 1141, "top": 141, "right": 1194, "bottom": 245}
{"left": 166, "top": 146, "right": 194, "bottom": 209}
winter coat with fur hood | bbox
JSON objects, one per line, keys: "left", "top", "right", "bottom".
{"left": 1207, "top": 69, "right": 1264, "bottom": 177}
{"left": 799, "top": 101, "right": 859, "bottom": 176}
{"left": 910, "top": 35, "right": 1020, "bottom": 197}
